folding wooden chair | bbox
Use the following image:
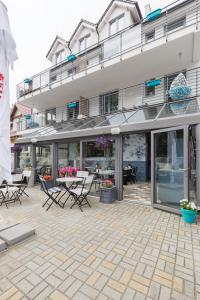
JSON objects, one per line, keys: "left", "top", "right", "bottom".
{"left": 69, "top": 175, "right": 94, "bottom": 212}
{"left": 39, "top": 176, "right": 63, "bottom": 211}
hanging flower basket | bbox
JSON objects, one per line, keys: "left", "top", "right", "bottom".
{"left": 95, "top": 136, "right": 113, "bottom": 151}
{"left": 147, "top": 9, "right": 162, "bottom": 22}
{"left": 11, "top": 144, "right": 22, "bottom": 153}
{"left": 67, "top": 54, "right": 77, "bottom": 62}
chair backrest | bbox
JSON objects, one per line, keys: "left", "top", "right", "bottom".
{"left": 85, "top": 175, "right": 94, "bottom": 192}
{"left": 12, "top": 173, "right": 23, "bottom": 183}
{"left": 39, "top": 176, "right": 48, "bottom": 193}
{"left": 77, "top": 171, "right": 89, "bottom": 178}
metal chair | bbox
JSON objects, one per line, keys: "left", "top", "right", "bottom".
{"left": 0, "top": 181, "right": 21, "bottom": 208}
{"left": 69, "top": 175, "right": 94, "bottom": 212}
{"left": 39, "top": 176, "right": 63, "bottom": 211}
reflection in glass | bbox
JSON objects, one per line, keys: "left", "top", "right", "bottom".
{"left": 58, "top": 143, "right": 80, "bottom": 168}
{"left": 154, "top": 129, "right": 184, "bottom": 208}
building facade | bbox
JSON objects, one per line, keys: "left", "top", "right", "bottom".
{"left": 15, "top": 0, "right": 200, "bottom": 213}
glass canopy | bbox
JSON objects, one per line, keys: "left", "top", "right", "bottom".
{"left": 18, "top": 98, "right": 200, "bottom": 142}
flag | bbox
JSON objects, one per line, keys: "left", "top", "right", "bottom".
{"left": 0, "top": 1, "right": 18, "bottom": 182}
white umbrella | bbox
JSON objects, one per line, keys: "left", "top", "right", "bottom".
{"left": 0, "top": 1, "right": 17, "bottom": 182}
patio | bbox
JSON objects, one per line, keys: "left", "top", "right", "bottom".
{"left": 0, "top": 187, "right": 199, "bottom": 300}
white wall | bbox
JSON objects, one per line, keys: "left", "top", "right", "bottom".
{"left": 99, "top": 6, "right": 134, "bottom": 41}
{"left": 70, "top": 26, "right": 98, "bottom": 54}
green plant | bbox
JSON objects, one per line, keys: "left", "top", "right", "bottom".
{"left": 102, "top": 180, "right": 113, "bottom": 188}
{"left": 180, "top": 199, "right": 197, "bottom": 212}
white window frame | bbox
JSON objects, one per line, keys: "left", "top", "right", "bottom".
{"left": 55, "top": 49, "right": 65, "bottom": 64}
{"left": 109, "top": 14, "right": 124, "bottom": 36}
{"left": 79, "top": 34, "right": 91, "bottom": 52}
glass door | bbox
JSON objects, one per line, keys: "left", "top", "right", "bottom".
{"left": 151, "top": 126, "right": 188, "bottom": 212}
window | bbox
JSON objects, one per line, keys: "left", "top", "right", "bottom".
{"left": 109, "top": 14, "right": 124, "bottom": 36}
{"left": 145, "top": 30, "right": 155, "bottom": 42}
{"left": 45, "top": 108, "right": 56, "bottom": 125}
{"left": 68, "top": 67, "right": 76, "bottom": 77}
{"left": 100, "top": 91, "right": 119, "bottom": 114}
{"left": 79, "top": 34, "right": 90, "bottom": 52}
{"left": 85, "top": 141, "right": 114, "bottom": 157}
{"left": 55, "top": 49, "right": 65, "bottom": 64}
{"left": 165, "top": 16, "right": 186, "bottom": 33}
{"left": 67, "top": 102, "right": 79, "bottom": 120}
{"left": 165, "top": 71, "right": 186, "bottom": 100}
{"left": 145, "top": 79, "right": 156, "bottom": 97}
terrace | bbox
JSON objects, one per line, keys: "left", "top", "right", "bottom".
{"left": 0, "top": 187, "right": 199, "bottom": 299}
{"left": 16, "top": 0, "right": 200, "bottom": 106}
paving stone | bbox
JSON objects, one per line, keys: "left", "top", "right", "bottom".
{"left": 16, "top": 279, "right": 33, "bottom": 294}
{"left": 50, "top": 290, "right": 70, "bottom": 300}
{"left": 0, "top": 224, "right": 35, "bottom": 246}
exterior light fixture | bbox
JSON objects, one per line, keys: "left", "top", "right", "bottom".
{"left": 31, "top": 138, "right": 38, "bottom": 143}
{"left": 111, "top": 127, "right": 121, "bottom": 135}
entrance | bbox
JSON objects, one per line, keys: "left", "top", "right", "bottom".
{"left": 122, "top": 132, "right": 151, "bottom": 204}
{"left": 151, "top": 126, "right": 188, "bottom": 212}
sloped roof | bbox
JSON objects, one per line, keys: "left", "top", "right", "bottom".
{"left": 10, "top": 103, "right": 32, "bottom": 120}
{"left": 46, "top": 35, "right": 69, "bottom": 60}
{"left": 69, "top": 19, "right": 97, "bottom": 45}
{"left": 97, "top": 0, "right": 142, "bottom": 28}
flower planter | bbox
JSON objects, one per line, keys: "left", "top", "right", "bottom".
{"left": 100, "top": 186, "right": 117, "bottom": 204}
{"left": 181, "top": 208, "right": 197, "bottom": 224}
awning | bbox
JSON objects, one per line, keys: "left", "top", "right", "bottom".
{"left": 16, "top": 97, "right": 200, "bottom": 144}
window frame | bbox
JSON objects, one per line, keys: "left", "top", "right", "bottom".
{"left": 67, "top": 102, "right": 79, "bottom": 120}
{"left": 165, "top": 16, "right": 186, "bottom": 33}
{"left": 79, "top": 34, "right": 91, "bottom": 52}
{"left": 145, "top": 78, "right": 156, "bottom": 97}
{"left": 145, "top": 29, "right": 155, "bottom": 43}
{"left": 55, "top": 49, "right": 65, "bottom": 64}
{"left": 100, "top": 90, "right": 119, "bottom": 115}
{"left": 109, "top": 13, "right": 125, "bottom": 36}
{"left": 45, "top": 108, "right": 56, "bottom": 125}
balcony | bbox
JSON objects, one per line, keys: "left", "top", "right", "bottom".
{"left": 16, "top": 0, "right": 200, "bottom": 105}
{"left": 16, "top": 66, "right": 200, "bottom": 136}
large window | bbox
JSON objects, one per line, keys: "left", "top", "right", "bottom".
{"left": 58, "top": 143, "right": 80, "bottom": 169}
{"left": 165, "top": 16, "right": 186, "bottom": 33}
{"left": 45, "top": 108, "right": 56, "bottom": 125}
{"left": 55, "top": 49, "right": 65, "bottom": 64}
{"left": 79, "top": 34, "right": 90, "bottom": 52}
{"left": 67, "top": 102, "right": 79, "bottom": 120}
{"left": 100, "top": 91, "right": 119, "bottom": 114}
{"left": 145, "top": 78, "right": 156, "bottom": 97}
{"left": 109, "top": 14, "right": 124, "bottom": 36}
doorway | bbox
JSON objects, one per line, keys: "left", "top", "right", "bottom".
{"left": 151, "top": 126, "right": 188, "bottom": 212}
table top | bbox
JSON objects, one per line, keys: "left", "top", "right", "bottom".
{"left": 56, "top": 177, "right": 83, "bottom": 183}
{"left": 97, "top": 170, "right": 115, "bottom": 175}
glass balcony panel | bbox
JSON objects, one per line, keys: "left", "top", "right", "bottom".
{"left": 126, "top": 105, "right": 163, "bottom": 123}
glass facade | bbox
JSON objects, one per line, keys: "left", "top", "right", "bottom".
{"left": 58, "top": 143, "right": 80, "bottom": 169}
{"left": 36, "top": 145, "right": 52, "bottom": 175}
{"left": 154, "top": 129, "right": 184, "bottom": 208}
{"left": 16, "top": 145, "right": 32, "bottom": 170}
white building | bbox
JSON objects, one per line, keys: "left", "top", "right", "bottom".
{"left": 15, "top": 0, "right": 200, "bottom": 213}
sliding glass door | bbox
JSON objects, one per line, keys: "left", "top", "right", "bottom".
{"left": 151, "top": 126, "right": 188, "bottom": 212}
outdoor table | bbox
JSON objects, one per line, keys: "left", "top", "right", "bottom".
{"left": 56, "top": 177, "right": 83, "bottom": 207}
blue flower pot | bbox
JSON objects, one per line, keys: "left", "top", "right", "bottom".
{"left": 181, "top": 208, "right": 197, "bottom": 224}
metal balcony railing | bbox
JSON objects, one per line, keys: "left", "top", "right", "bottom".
{"left": 15, "top": 66, "right": 200, "bottom": 132}
{"left": 16, "top": 0, "right": 200, "bottom": 100}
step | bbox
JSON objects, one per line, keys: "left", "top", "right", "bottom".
{"left": 0, "top": 223, "right": 19, "bottom": 232}
{"left": 0, "top": 239, "right": 7, "bottom": 252}
{"left": 0, "top": 224, "right": 36, "bottom": 246}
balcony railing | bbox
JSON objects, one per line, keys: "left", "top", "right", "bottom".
{"left": 16, "top": 66, "right": 200, "bottom": 132}
{"left": 16, "top": 0, "right": 200, "bottom": 100}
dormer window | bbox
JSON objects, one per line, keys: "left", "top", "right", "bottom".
{"left": 55, "top": 49, "right": 65, "bottom": 64}
{"left": 109, "top": 14, "right": 124, "bottom": 36}
{"left": 79, "top": 34, "right": 91, "bottom": 52}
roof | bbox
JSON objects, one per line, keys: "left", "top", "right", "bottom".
{"left": 69, "top": 19, "right": 97, "bottom": 45}
{"left": 97, "top": 0, "right": 142, "bottom": 28}
{"left": 46, "top": 35, "right": 69, "bottom": 60}
{"left": 10, "top": 103, "right": 32, "bottom": 120}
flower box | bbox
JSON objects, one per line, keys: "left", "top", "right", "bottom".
{"left": 67, "top": 54, "right": 77, "bottom": 62}
{"left": 100, "top": 186, "right": 117, "bottom": 203}
{"left": 146, "top": 79, "right": 161, "bottom": 87}
{"left": 147, "top": 9, "right": 162, "bottom": 22}
{"left": 24, "top": 78, "right": 32, "bottom": 84}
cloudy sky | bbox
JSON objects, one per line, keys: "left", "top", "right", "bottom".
{"left": 3, "top": 0, "right": 173, "bottom": 104}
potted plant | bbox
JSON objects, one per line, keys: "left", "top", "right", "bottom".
{"left": 180, "top": 199, "right": 198, "bottom": 224}
{"left": 43, "top": 175, "right": 53, "bottom": 189}
{"left": 100, "top": 180, "right": 117, "bottom": 204}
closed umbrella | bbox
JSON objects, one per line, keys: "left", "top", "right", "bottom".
{"left": 0, "top": 0, "right": 17, "bottom": 182}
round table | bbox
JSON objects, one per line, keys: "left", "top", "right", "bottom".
{"left": 56, "top": 177, "right": 83, "bottom": 207}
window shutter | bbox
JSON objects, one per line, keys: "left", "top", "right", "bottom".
{"left": 79, "top": 97, "right": 89, "bottom": 117}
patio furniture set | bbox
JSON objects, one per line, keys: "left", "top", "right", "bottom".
{"left": 39, "top": 171, "right": 94, "bottom": 212}
{"left": 0, "top": 171, "right": 31, "bottom": 208}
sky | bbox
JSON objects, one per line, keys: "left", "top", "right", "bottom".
{"left": 3, "top": 0, "right": 173, "bottom": 105}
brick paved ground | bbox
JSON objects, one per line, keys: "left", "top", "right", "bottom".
{"left": 0, "top": 187, "right": 199, "bottom": 300}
